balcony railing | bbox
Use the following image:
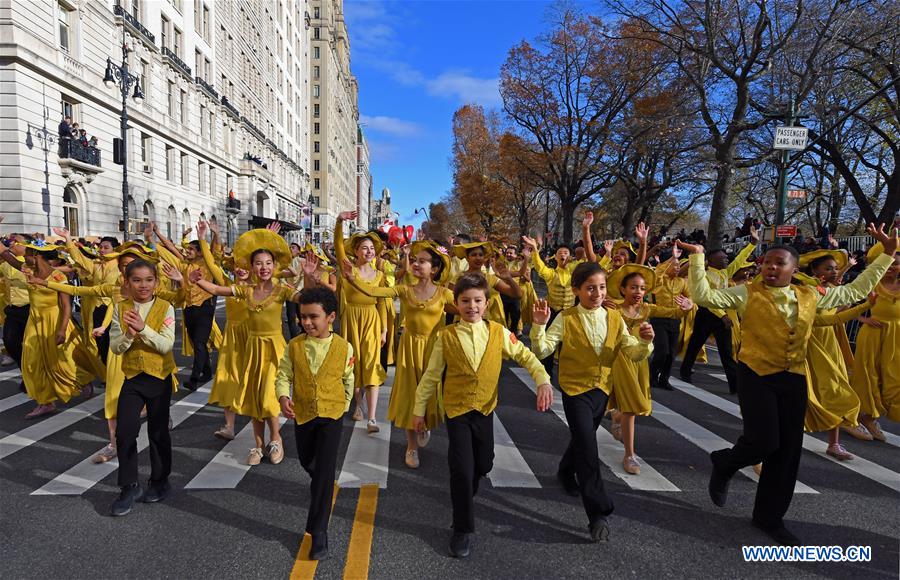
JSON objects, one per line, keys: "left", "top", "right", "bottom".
{"left": 226, "top": 197, "right": 241, "bottom": 214}
{"left": 240, "top": 116, "right": 266, "bottom": 142}
{"left": 221, "top": 96, "right": 240, "bottom": 119}
{"left": 195, "top": 77, "right": 218, "bottom": 99}
{"left": 58, "top": 138, "right": 101, "bottom": 167}
{"left": 161, "top": 46, "right": 192, "bottom": 80}
{"left": 113, "top": 4, "right": 155, "bottom": 46}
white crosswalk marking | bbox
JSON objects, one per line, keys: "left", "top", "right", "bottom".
{"left": 693, "top": 375, "right": 900, "bottom": 492}
{"left": 185, "top": 417, "right": 289, "bottom": 490}
{"left": 0, "top": 393, "right": 30, "bottom": 413}
{"left": 0, "top": 368, "right": 22, "bottom": 381}
{"left": 511, "top": 368, "right": 681, "bottom": 492}
{"left": 338, "top": 367, "right": 394, "bottom": 489}
{"left": 32, "top": 384, "right": 212, "bottom": 496}
{"left": 489, "top": 413, "right": 541, "bottom": 488}
{"left": 0, "top": 391, "right": 105, "bottom": 459}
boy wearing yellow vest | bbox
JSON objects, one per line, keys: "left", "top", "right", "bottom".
{"left": 413, "top": 272, "right": 553, "bottom": 559}
{"left": 530, "top": 261, "right": 655, "bottom": 542}
{"left": 276, "top": 287, "right": 354, "bottom": 561}
{"left": 680, "top": 224, "right": 898, "bottom": 546}
{"left": 109, "top": 259, "right": 177, "bottom": 517}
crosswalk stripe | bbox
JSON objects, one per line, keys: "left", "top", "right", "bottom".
{"left": 651, "top": 401, "right": 817, "bottom": 494}
{"left": 489, "top": 413, "right": 541, "bottom": 488}
{"left": 337, "top": 368, "right": 394, "bottom": 489}
{"left": 31, "top": 384, "right": 212, "bottom": 496}
{"left": 0, "top": 390, "right": 105, "bottom": 459}
{"left": 0, "top": 393, "right": 30, "bottom": 413}
{"left": 698, "top": 375, "right": 900, "bottom": 492}
{"left": 185, "top": 414, "right": 288, "bottom": 490}
{"left": 0, "top": 368, "right": 22, "bottom": 381}
{"left": 511, "top": 368, "right": 680, "bottom": 492}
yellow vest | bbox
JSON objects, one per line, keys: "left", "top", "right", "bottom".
{"left": 441, "top": 321, "right": 504, "bottom": 418}
{"left": 119, "top": 298, "right": 177, "bottom": 381}
{"left": 738, "top": 283, "right": 817, "bottom": 376}
{"left": 546, "top": 270, "right": 575, "bottom": 311}
{"left": 289, "top": 334, "right": 350, "bottom": 424}
{"left": 557, "top": 307, "right": 623, "bottom": 396}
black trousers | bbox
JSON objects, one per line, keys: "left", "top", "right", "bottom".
{"left": 680, "top": 306, "right": 737, "bottom": 391}
{"left": 539, "top": 308, "right": 561, "bottom": 377}
{"left": 285, "top": 301, "right": 301, "bottom": 339}
{"left": 184, "top": 298, "right": 215, "bottom": 381}
{"left": 649, "top": 317, "right": 680, "bottom": 387}
{"left": 559, "top": 389, "right": 615, "bottom": 524}
{"left": 116, "top": 373, "right": 172, "bottom": 488}
{"left": 295, "top": 417, "right": 343, "bottom": 535}
{"left": 501, "top": 294, "right": 521, "bottom": 334}
{"left": 711, "top": 364, "right": 807, "bottom": 529}
{"left": 92, "top": 305, "right": 110, "bottom": 364}
{"left": 446, "top": 411, "right": 495, "bottom": 533}
{"left": 2, "top": 304, "right": 29, "bottom": 369}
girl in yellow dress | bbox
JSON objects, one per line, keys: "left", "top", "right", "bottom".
{"left": 334, "top": 210, "right": 389, "bottom": 432}
{"left": 608, "top": 265, "right": 691, "bottom": 475}
{"left": 0, "top": 240, "right": 97, "bottom": 418}
{"left": 340, "top": 240, "right": 457, "bottom": 468}
{"left": 449, "top": 240, "right": 522, "bottom": 325}
{"left": 33, "top": 244, "right": 183, "bottom": 462}
{"left": 850, "top": 247, "right": 900, "bottom": 439}
{"left": 192, "top": 228, "right": 299, "bottom": 466}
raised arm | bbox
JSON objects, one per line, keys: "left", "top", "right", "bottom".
{"left": 814, "top": 298, "right": 873, "bottom": 326}
{"left": 153, "top": 223, "right": 184, "bottom": 262}
{"left": 679, "top": 241, "right": 748, "bottom": 312}
{"left": 582, "top": 212, "right": 597, "bottom": 263}
{"left": 334, "top": 211, "right": 356, "bottom": 271}
{"left": 818, "top": 223, "right": 897, "bottom": 309}
{"left": 635, "top": 222, "right": 649, "bottom": 265}
{"left": 199, "top": 239, "right": 226, "bottom": 286}
{"left": 491, "top": 262, "right": 522, "bottom": 298}
{"left": 529, "top": 300, "right": 564, "bottom": 359}
{"left": 188, "top": 270, "right": 236, "bottom": 297}
{"left": 723, "top": 226, "right": 758, "bottom": 279}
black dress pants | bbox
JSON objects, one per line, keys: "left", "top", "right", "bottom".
{"left": 184, "top": 298, "right": 215, "bottom": 381}
{"left": 295, "top": 417, "right": 343, "bottom": 535}
{"left": 92, "top": 305, "right": 110, "bottom": 364}
{"left": 680, "top": 306, "right": 737, "bottom": 391}
{"left": 649, "top": 317, "right": 680, "bottom": 387}
{"left": 285, "top": 300, "right": 301, "bottom": 339}
{"left": 116, "top": 373, "right": 172, "bottom": 488}
{"left": 711, "top": 363, "right": 807, "bottom": 529}
{"left": 2, "top": 304, "right": 29, "bottom": 369}
{"left": 559, "top": 388, "right": 615, "bottom": 524}
{"left": 446, "top": 411, "right": 495, "bottom": 534}
{"left": 501, "top": 293, "right": 521, "bottom": 334}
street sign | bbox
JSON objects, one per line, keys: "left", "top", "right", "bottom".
{"left": 774, "top": 126, "right": 809, "bottom": 150}
{"left": 776, "top": 225, "right": 798, "bottom": 238}
{"left": 787, "top": 189, "right": 806, "bottom": 199}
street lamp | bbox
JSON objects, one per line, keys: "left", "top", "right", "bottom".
{"left": 414, "top": 207, "right": 429, "bottom": 220}
{"left": 391, "top": 211, "right": 400, "bottom": 224}
{"left": 307, "top": 193, "right": 315, "bottom": 243}
{"left": 103, "top": 41, "right": 144, "bottom": 240}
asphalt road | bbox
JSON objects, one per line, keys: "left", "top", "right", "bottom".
{"left": 2, "top": 309, "right": 898, "bottom": 579}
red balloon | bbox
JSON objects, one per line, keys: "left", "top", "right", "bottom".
{"left": 388, "top": 226, "right": 404, "bottom": 248}
{"left": 403, "top": 225, "right": 414, "bottom": 242}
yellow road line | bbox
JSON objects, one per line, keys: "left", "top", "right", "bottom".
{"left": 289, "top": 482, "right": 340, "bottom": 580}
{"left": 342, "top": 484, "right": 379, "bottom": 580}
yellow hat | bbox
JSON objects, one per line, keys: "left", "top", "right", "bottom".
{"left": 302, "top": 242, "right": 330, "bottom": 265}
{"left": 452, "top": 241, "right": 495, "bottom": 260}
{"left": 410, "top": 240, "right": 452, "bottom": 284}
{"left": 607, "top": 264, "right": 656, "bottom": 300}
{"left": 343, "top": 232, "right": 383, "bottom": 258}
{"left": 799, "top": 249, "right": 848, "bottom": 271}
{"left": 22, "top": 239, "right": 60, "bottom": 253}
{"left": 612, "top": 240, "right": 636, "bottom": 256}
{"left": 792, "top": 272, "right": 821, "bottom": 287}
{"left": 866, "top": 242, "right": 885, "bottom": 264}
{"left": 104, "top": 243, "right": 158, "bottom": 262}
{"left": 233, "top": 228, "right": 291, "bottom": 271}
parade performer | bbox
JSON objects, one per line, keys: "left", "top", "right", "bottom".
{"left": 530, "top": 261, "right": 654, "bottom": 541}
{"left": 414, "top": 272, "right": 552, "bottom": 559}
{"left": 648, "top": 246, "right": 690, "bottom": 391}
{"left": 277, "top": 287, "right": 354, "bottom": 561}
{"left": 449, "top": 239, "right": 522, "bottom": 325}
{"left": 0, "top": 232, "right": 30, "bottom": 391}
{"left": 341, "top": 240, "right": 456, "bottom": 468}
{"left": 680, "top": 223, "right": 897, "bottom": 546}
{"left": 109, "top": 259, "right": 177, "bottom": 516}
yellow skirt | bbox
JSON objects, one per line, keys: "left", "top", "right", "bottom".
{"left": 520, "top": 280, "right": 537, "bottom": 327}
{"left": 609, "top": 354, "right": 652, "bottom": 415}
{"left": 103, "top": 351, "right": 124, "bottom": 419}
{"left": 233, "top": 332, "right": 285, "bottom": 420}
{"left": 22, "top": 316, "right": 85, "bottom": 405}
{"left": 384, "top": 298, "right": 396, "bottom": 366}
{"left": 387, "top": 330, "right": 442, "bottom": 430}
{"left": 342, "top": 302, "right": 386, "bottom": 389}
{"left": 803, "top": 326, "right": 860, "bottom": 432}
{"left": 208, "top": 320, "right": 250, "bottom": 411}
{"left": 850, "top": 320, "right": 900, "bottom": 421}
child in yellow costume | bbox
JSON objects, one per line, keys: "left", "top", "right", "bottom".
{"left": 449, "top": 240, "right": 522, "bottom": 326}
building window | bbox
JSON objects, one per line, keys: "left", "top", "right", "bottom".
{"left": 209, "top": 166, "right": 215, "bottom": 196}
{"left": 314, "top": 103, "right": 319, "bottom": 118}
{"left": 61, "top": 97, "right": 76, "bottom": 120}
{"left": 181, "top": 152, "right": 189, "bottom": 186}
{"left": 180, "top": 89, "right": 187, "bottom": 123}
{"left": 174, "top": 26, "right": 182, "bottom": 58}
{"left": 208, "top": 110, "right": 215, "bottom": 141}
{"left": 204, "top": 57, "right": 211, "bottom": 81}
{"left": 313, "top": 84, "right": 319, "bottom": 98}
{"left": 199, "top": 161, "right": 206, "bottom": 192}
{"left": 313, "top": 159, "right": 319, "bottom": 171}
{"left": 200, "top": 104, "right": 207, "bottom": 138}
{"left": 195, "top": 49, "right": 202, "bottom": 77}
{"left": 131, "top": 0, "right": 142, "bottom": 20}
{"left": 161, "top": 15, "right": 169, "bottom": 49}
{"left": 194, "top": 0, "right": 201, "bottom": 31}
{"left": 313, "top": 27, "right": 320, "bottom": 39}
{"left": 167, "top": 81, "right": 175, "bottom": 116}
{"left": 167, "top": 205, "right": 177, "bottom": 239}
{"left": 314, "top": 141, "right": 320, "bottom": 153}
{"left": 314, "top": 178, "right": 320, "bottom": 189}
{"left": 226, "top": 174, "right": 234, "bottom": 196}
{"left": 313, "top": 46, "right": 320, "bottom": 59}
{"left": 182, "top": 208, "right": 191, "bottom": 232}
{"left": 203, "top": 5, "right": 210, "bottom": 41}
{"left": 314, "top": 7, "right": 320, "bottom": 18}
{"left": 313, "top": 66, "right": 319, "bottom": 79}
{"left": 58, "top": 2, "right": 72, "bottom": 53}
{"left": 140, "top": 60, "right": 150, "bottom": 94}
{"left": 62, "top": 186, "right": 79, "bottom": 236}
{"left": 165, "top": 145, "right": 174, "bottom": 181}
{"left": 141, "top": 132, "right": 152, "bottom": 171}
{"left": 314, "top": 122, "right": 320, "bottom": 135}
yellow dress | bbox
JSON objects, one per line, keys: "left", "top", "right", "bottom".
{"left": 347, "top": 277, "right": 453, "bottom": 429}
{"left": 610, "top": 303, "right": 680, "bottom": 415}
{"left": 66, "top": 241, "right": 119, "bottom": 364}
{"left": 803, "top": 300, "right": 870, "bottom": 431}
{"left": 850, "top": 283, "right": 900, "bottom": 421}
{"left": 22, "top": 271, "right": 95, "bottom": 405}
{"left": 230, "top": 284, "right": 296, "bottom": 420}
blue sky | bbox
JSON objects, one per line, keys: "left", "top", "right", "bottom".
{"left": 345, "top": 0, "right": 558, "bottom": 230}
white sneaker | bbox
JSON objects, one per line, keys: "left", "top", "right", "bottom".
{"left": 247, "top": 447, "right": 264, "bottom": 466}
{"left": 367, "top": 419, "right": 379, "bottom": 434}
{"left": 416, "top": 429, "right": 431, "bottom": 448}
{"left": 405, "top": 449, "right": 420, "bottom": 469}
{"left": 0, "top": 354, "right": 14, "bottom": 366}
{"left": 352, "top": 406, "right": 364, "bottom": 422}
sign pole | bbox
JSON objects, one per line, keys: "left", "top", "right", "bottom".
{"left": 774, "top": 99, "right": 796, "bottom": 240}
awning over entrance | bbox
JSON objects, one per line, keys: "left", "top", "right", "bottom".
{"left": 249, "top": 215, "right": 304, "bottom": 233}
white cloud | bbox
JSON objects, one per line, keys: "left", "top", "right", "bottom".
{"left": 426, "top": 71, "right": 502, "bottom": 107}
{"left": 367, "top": 139, "right": 402, "bottom": 163}
{"left": 360, "top": 115, "right": 423, "bottom": 137}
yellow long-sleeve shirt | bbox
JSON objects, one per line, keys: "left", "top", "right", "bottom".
{"left": 703, "top": 243, "right": 756, "bottom": 317}
{"left": 530, "top": 303, "right": 653, "bottom": 360}
{"left": 414, "top": 319, "right": 550, "bottom": 416}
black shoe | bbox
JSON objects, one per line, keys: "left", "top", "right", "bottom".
{"left": 198, "top": 371, "right": 213, "bottom": 384}
{"left": 182, "top": 379, "right": 198, "bottom": 390}
{"left": 309, "top": 533, "right": 329, "bottom": 560}
{"left": 449, "top": 532, "right": 472, "bottom": 558}
{"left": 657, "top": 381, "right": 674, "bottom": 391}
{"left": 556, "top": 470, "right": 579, "bottom": 497}
{"left": 589, "top": 517, "right": 610, "bottom": 542}
{"left": 144, "top": 480, "right": 170, "bottom": 504}
{"left": 111, "top": 484, "right": 144, "bottom": 516}
{"left": 19, "top": 380, "right": 26, "bottom": 393}
{"left": 679, "top": 370, "right": 692, "bottom": 383}
{"left": 752, "top": 521, "right": 801, "bottom": 546}
{"left": 708, "top": 451, "right": 731, "bottom": 507}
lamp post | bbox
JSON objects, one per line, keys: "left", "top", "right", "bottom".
{"left": 307, "top": 193, "right": 315, "bottom": 243}
{"left": 103, "top": 41, "right": 144, "bottom": 240}
{"left": 414, "top": 207, "right": 429, "bottom": 220}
